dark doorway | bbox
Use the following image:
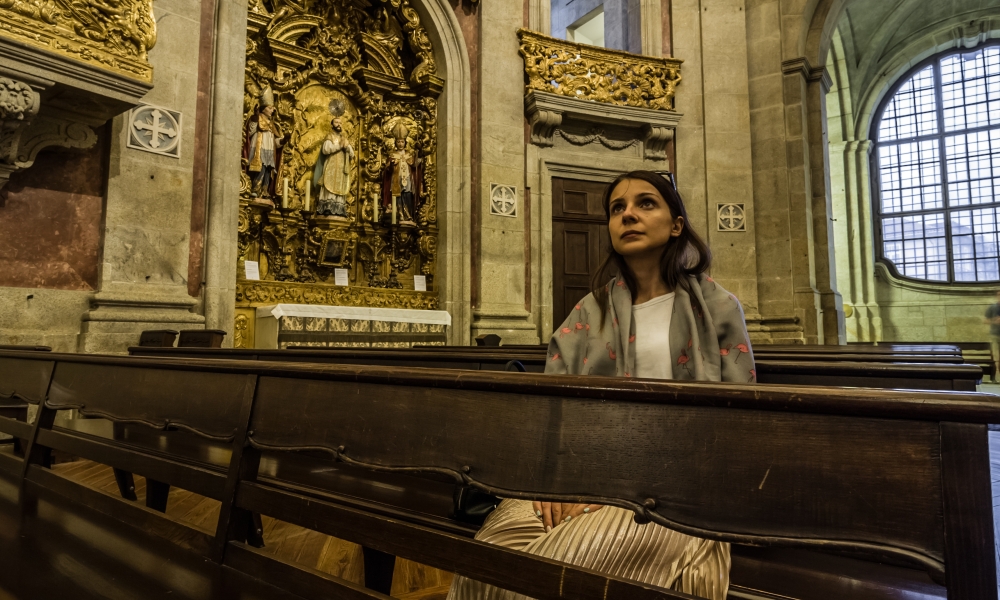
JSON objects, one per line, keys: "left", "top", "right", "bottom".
{"left": 552, "top": 177, "right": 612, "bottom": 328}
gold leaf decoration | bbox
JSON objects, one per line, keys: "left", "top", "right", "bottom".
{"left": 517, "top": 29, "right": 682, "bottom": 111}
{"left": 0, "top": 0, "right": 155, "bottom": 82}
{"left": 237, "top": 280, "right": 438, "bottom": 310}
{"left": 238, "top": 0, "right": 442, "bottom": 312}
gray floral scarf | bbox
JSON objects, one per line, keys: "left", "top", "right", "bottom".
{"left": 545, "top": 273, "right": 756, "bottom": 383}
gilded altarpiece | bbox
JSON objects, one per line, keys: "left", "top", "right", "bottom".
{"left": 235, "top": 0, "right": 443, "bottom": 347}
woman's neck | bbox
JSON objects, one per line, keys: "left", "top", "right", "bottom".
{"left": 625, "top": 252, "right": 671, "bottom": 304}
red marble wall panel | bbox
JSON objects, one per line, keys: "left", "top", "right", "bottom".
{"left": 452, "top": 0, "right": 480, "bottom": 308}
{"left": 0, "top": 130, "right": 107, "bottom": 291}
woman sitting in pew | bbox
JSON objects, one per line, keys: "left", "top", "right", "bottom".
{"left": 449, "top": 171, "right": 755, "bottom": 600}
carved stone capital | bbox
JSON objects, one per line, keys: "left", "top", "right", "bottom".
{"left": 525, "top": 94, "right": 563, "bottom": 147}
{"left": 0, "top": 76, "right": 41, "bottom": 184}
{"left": 0, "top": 77, "right": 97, "bottom": 187}
{"left": 641, "top": 124, "right": 674, "bottom": 160}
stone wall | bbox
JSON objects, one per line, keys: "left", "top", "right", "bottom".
{"left": 0, "top": 0, "right": 246, "bottom": 353}
{"left": 875, "top": 266, "right": 996, "bottom": 343}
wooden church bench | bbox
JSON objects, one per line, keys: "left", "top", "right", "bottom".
{"left": 0, "top": 353, "right": 54, "bottom": 471}
{"left": 129, "top": 346, "right": 983, "bottom": 391}
{"left": 0, "top": 349, "right": 996, "bottom": 599}
{"left": 411, "top": 342, "right": 968, "bottom": 364}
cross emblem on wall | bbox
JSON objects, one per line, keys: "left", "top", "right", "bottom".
{"left": 490, "top": 183, "right": 517, "bottom": 217}
{"left": 127, "top": 105, "right": 182, "bottom": 158}
{"left": 134, "top": 109, "right": 177, "bottom": 149}
{"left": 717, "top": 203, "right": 746, "bottom": 231}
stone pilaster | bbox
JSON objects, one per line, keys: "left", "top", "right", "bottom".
{"left": 471, "top": 0, "right": 538, "bottom": 344}
{"left": 79, "top": 0, "right": 207, "bottom": 353}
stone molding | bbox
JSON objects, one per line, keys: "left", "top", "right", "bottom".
{"left": 874, "top": 261, "right": 1000, "bottom": 295}
{"left": 525, "top": 90, "right": 682, "bottom": 160}
{"left": 471, "top": 306, "right": 539, "bottom": 345}
{"left": 0, "top": 75, "right": 98, "bottom": 187}
{"left": 781, "top": 56, "right": 832, "bottom": 89}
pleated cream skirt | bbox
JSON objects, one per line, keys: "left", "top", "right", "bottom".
{"left": 447, "top": 499, "right": 729, "bottom": 600}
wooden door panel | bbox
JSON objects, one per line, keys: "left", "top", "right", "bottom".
{"left": 552, "top": 177, "right": 609, "bottom": 329}
{"left": 563, "top": 229, "right": 591, "bottom": 275}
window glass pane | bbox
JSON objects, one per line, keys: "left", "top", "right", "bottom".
{"left": 875, "top": 46, "right": 1000, "bottom": 283}
{"left": 884, "top": 213, "right": 948, "bottom": 281}
{"left": 877, "top": 140, "right": 942, "bottom": 213}
{"left": 878, "top": 66, "right": 937, "bottom": 141}
{"left": 946, "top": 129, "right": 1000, "bottom": 206}
{"left": 950, "top": 208, "right": 1000, "bottom": 281}
{"left": 941, "top": 47, "right": 1000, "bottom": 132}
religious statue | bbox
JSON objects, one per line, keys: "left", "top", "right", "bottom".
{"left": 312, "top": 101, "right": 355, "bottom": 217}
{"left": 381, "top": 123, "right": 422, "bottom": 225}
{"left": 243, "top": 87, "right": 289, "bottom": 199}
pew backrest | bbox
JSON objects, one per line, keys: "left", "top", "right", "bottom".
{"left": 4, "top": 350, "right": 997, "bottom": 599}
{"left": 129, "top": 347, "right": 983, "bottom": 391}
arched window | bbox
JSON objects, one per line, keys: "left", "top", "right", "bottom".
{"left": 872, "top": 44, "right": 1000, "bottom": 283}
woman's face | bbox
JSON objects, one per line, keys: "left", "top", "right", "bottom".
{"left": 607, "top": 178, "right": 684, "bottom": 258}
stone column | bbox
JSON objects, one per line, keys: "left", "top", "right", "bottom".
{"left": 639, "top": 0, "right": 663, "bottom": 56}
{"left": 202, "top": 0, "right": 249, "bottom": 342}
{"left": 840, "top": 139, "right": 881, "bottom": 341}
{"left": 79, "top": 0, "right": 206, "bottom": 352}
{"left": 673, "top": 0, "right": 762, "bottom": 336}
{"left": 471, "top": 0, "right": 538, "bottom": 344}
{"left": 805, "top": 68, "right": 845, "bottom": 343}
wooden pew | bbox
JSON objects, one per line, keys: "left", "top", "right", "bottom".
{"left": 0, "top": 348, "right": 53, "bottom": 459}
{"left": 0, "top": 350, "right": 997, "bottom": 599}
{"left": 412, "top": 342, "right": 967, "bottom": 362}
{"left": 130, "top": 346, "right": 984, "bottom": 391}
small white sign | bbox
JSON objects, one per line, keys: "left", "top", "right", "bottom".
{"left": 334, "top": 268, "right": 349, "bottom": 286}
{"left": 244, "top": 260, "right": 260, "bottom": 281}
{"left": 413, "top": 275, "right": 427, "bottom": 291}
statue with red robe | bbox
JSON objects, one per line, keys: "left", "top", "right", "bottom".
{"left": 380, "top": 123, "right": 422, "bottom": 225}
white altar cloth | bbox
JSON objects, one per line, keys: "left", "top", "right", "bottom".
{"left": 256, "top": 304, "right": 451, "bottom": 326}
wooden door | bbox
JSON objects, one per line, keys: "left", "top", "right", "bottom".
{"left": 552, "top": 177, "right": 612, "bottom": 328}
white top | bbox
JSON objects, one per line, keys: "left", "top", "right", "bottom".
{"left": 631, "top": 292, "right": 675, "bottom": 379}
{"left": 256, "top": 304, "right": 451, "bottom": 326}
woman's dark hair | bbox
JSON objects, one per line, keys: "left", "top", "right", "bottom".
{"left": 592, "top": 170, "right": 711, "bottom": 324}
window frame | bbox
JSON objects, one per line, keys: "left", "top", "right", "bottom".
{"left": 870, "top": 41, "right": 1000, "bottom": 285}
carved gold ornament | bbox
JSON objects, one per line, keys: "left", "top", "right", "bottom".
{"left": 0, "top": 0, "right": 156, "bottom": 81}
{"left": 233, "top": 314, "right": 250, "bottom": 348}
{"left": 237, "top": 280, "right": 437, "bottom": 310}
{"left": 238, "top": 0, "right": 441, "bottom": 312}
{"left": 517, "top": 29, "right": 682, "bottom": 111}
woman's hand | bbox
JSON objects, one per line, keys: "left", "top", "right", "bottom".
{"left": 532, "top": 501, "right": 603, "bottom": 531}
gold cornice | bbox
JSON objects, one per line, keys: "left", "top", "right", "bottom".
{"left": 237, "top": 280, "right": 439, "bottom": 310}
{"left": 0, "top": 0, "right": 155, "bottom": 83}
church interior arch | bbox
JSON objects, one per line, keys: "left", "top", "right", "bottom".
{"left": 824, "top": 0, "right": 1000, "bottom": 342}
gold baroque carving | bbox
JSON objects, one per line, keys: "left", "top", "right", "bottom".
{"left": 233, "top": 314, "right": 250, "bottom": 348}
{"left": 0, "top": 0, "right": 156, "bottom": 82}
{"left": 239, "top": 0, "right": 442, "bottom": 310}
{"left": 237, "top": 280, "right": 438, "bottom": 310}
{"left": 517, "top": 29, "right": 682, "bottom": 111}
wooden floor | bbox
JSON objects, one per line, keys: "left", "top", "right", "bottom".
{"left": 49, "top": 458, "right": 454, "bottom": 600}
